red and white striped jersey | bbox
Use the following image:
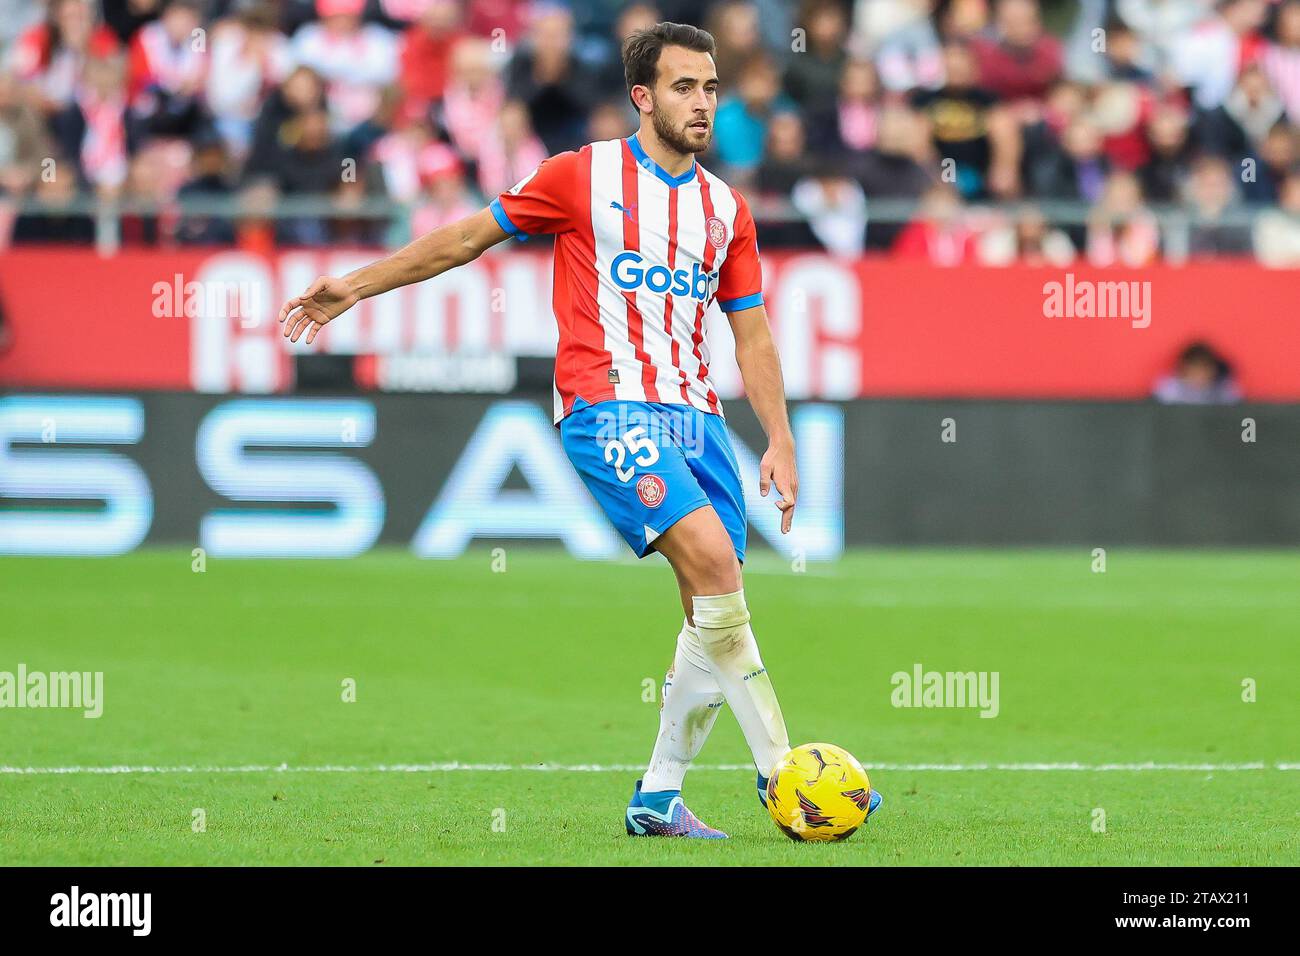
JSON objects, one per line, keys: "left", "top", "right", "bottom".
{"left": 489, "top": 135, "right": 765, "bottom": 423}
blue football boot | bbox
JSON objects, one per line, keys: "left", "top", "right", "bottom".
{"left": 625, "top": 780, "right": 728, "bottom": 838}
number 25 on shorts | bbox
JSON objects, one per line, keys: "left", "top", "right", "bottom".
{"left": 603, "top": 426, "right": 660, "bottom": 483}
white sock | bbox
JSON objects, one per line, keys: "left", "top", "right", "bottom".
{"left": 692, "top": 589, "right": 790, "bottom": 777}
{"left": 642, "top": 621, "right": 725, "bottom": 792}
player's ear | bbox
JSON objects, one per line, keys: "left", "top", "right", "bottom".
{"left": 631, "top": 85, "right": 653, "bottom": 115}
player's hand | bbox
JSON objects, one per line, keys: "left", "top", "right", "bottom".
{"left": 759, "top": 437, "right": 798, "bottom": 534}
{"left": 278, "top": 276, "right": 358, "bottom": 344}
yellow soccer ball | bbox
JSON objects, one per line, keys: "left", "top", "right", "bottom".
{"left": 765, "top": 743, "right": 873, "bottom": 842}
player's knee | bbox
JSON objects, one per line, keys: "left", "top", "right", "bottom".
{"left": 658, "top": 508, "right": 741, "bottom": 615}
{"left": 692, "top": 553, "right": 740, "bottom": 596}
{"left": 697, "top": 526, "right": 741, "bottom": 583}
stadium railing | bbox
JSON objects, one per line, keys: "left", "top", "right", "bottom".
{"left": 1, "top": 193, "right": 1266, "bottom": 263}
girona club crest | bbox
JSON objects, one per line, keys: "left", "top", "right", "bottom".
{"left": 706, "top": 215, "right": 728, "bottom": 249}
{"left": 636, "top": 474, "right": 666, "bottom": 508}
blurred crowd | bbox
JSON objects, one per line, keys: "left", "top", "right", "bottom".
{"left": 3, "top": 0, "right": 1300, "bottom": 266}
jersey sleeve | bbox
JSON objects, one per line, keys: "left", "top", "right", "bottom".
{"left": 715, "top": 189, "right": 764, "bottom": 312}
{"left": 489, "top": 151, "right": 581, "bottom": 239}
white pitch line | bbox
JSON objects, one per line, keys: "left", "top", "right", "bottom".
{"left": 0, "top": 761, "right": 1297, "bottom": 775}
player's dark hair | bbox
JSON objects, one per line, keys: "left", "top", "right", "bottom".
{"left": 622, "top": 22, "right": 717, "bottom": 107}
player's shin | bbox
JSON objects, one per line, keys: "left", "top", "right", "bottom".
{"left": 691, "top": 589, "right": 791, "bottom": 777}
{"left": 642, "top": 621, "right": 725, "bottom": 794}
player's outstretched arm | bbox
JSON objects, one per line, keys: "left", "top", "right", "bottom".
{"left": 729, "top": 304, "right": 798, "bottom": 534}
{"left": 278, "top": 207, "right": 510, "bottom": 344}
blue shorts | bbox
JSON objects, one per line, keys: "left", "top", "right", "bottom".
{"left": 560, "top": 398, "right": 747, "bottom": 562}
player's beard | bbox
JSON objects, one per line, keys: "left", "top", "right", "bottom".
{"left": 651, "top": 102, "right": 711, "bottom": 155}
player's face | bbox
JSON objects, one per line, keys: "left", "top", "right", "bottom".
{"left": 649, "top": 46, "right": 718, "bottom": 154}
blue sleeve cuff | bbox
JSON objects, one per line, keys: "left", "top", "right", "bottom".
{"left": 489, "top": 198, "right": 528, "bottom": 241}
{"left": 717, "top": 292, "right": 764, "bottom": 312}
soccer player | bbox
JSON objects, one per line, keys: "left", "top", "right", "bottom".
{"left": 278, "top": 22, "right": 880, "bottom": 838}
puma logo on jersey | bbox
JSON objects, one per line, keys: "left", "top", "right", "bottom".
{"left": 610, "top": 201, "right": 637, "bottom": 221}
{"left": 507, "top": 169, "right": 538, "bottom": 195}
{"left": 610, "top": 251, "right": 719, "bottom": 302}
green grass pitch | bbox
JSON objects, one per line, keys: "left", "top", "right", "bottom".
{"left": 1, "top": 548, "right": 1297, "bottom": 866}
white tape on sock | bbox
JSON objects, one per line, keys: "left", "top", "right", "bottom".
{"left": 692, "top": 589, "right": 750, "bottom": 631}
